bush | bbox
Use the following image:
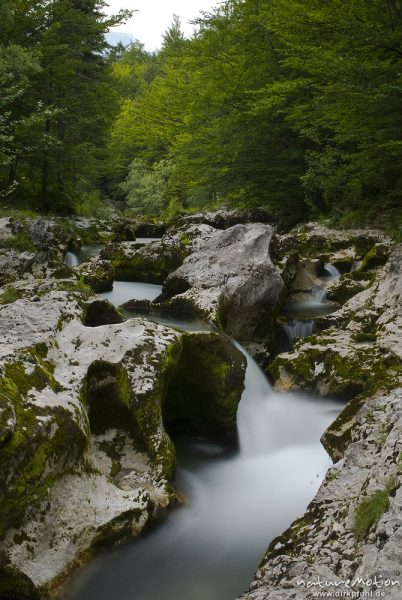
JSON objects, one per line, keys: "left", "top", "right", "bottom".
{"left": 71, "top": 191, "right": 110, "bottom": 218}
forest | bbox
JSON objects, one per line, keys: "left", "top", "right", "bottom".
{"left": 1, "top": 0, "right": 402, "bottom": 232}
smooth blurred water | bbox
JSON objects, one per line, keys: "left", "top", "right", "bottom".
{"left": 101, "top": 281, "right": 163, "bottom": 304}
{"left": 64, "top": 245, "right": 103, "bottom": 266}
{"left": 64, "top": 251, "right": 79, "bottom": 267}
{"left": 67, "top": 342, "right": 342, "bottom": 600}
{"left": 135, "top": 237, "right": 162, "bottom": 244}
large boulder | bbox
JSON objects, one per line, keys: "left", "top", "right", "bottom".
{"left": 157, "top": 224, "right": 285, "bottom": 340}
{"left": 0, "top": 287, "right": 246, "bottom": 598}
{"left": 98, "top": 223, "right": 216, "bottom": 283}
{"left": 293, "top": 222, "right": 389, "bottom": 257}
{"left": 174, "top": 208, "right": 275, "bottom": 230}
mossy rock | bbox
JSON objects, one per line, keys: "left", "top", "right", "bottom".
{"left": 164, "top": 332, "right": 247, "bottom": 440}
{"left": 321, "top": 395, "right": 366, "bottom": 462}
{"left": 78, "top": 259, "right": 115, "bottom": 293}
{"left": 100, "top": 242, "right": 184, "bottom": 284}
{"left": 0, "top": 565, "right": 40, "bottom": 600}
{"left": 326, "top": 275, "right": 369, "bottom": 304}
{"left": 0, "top": 395, "right": 16, "bottom": 448}
{"left": 83, "top": 299, "right": 124, "bottom": 327}
{"left": 360, "top": 243, "right": 391, "bottom": 271}
{"left": 0, "top": 366, "right": 88, "bottom": 538}
{"left": 269, "top": 340, "right": 399, "bottom": 401}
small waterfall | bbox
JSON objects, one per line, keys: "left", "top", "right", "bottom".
{"left": 312, "top": 286, "right": 327, "bottom": 302}
{"left": 324, "top": 263, "right": 341, "bottom": 278}
{"left": 284, "top": 319, "right": 315, "bottom": 344}
{"left": 235, "top": 343, "right": 274, "bottom": 456}
{"left": 64, "top": 251, "right": 79, "bottom": 267}
{"left": 313, "top": 263, "right": 341, "bottom": 303}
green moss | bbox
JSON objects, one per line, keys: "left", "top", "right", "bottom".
{"left": 0, "top": 232, "right": 36, "bottom": 252}
{"left": 0, "top": 285, "right": 21, "bottom": 305}
{"left": 0, "top": 566, "right": 39, "bottom": 600}
{"left": 163, "top": 333, "right": 246, "bottom": 439}
{"left": 360, "top": 244, "right": 390, "bottom": 271}
{"left": 56, "top": 277, "right": 93, "bottom": 298}
{"left": 352, "top": 332, "right": 377, "bottom": 343}
{"left": 353, "top": 480, "right": 395, "bottom": 542}
{"left": 0, "top": 357, "right": 88, "bottom": 538}
{"left": 180, "top": 233, "right": 190, "bottom": 247}
{"left": 85, "top": 361, "right": 133, "bottom": 435}
{"left": 110, "top": 462, "right": 122, "bottom": 478}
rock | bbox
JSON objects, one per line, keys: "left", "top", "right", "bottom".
{"left": 270, "top": 233, "right": 299, "bottom": 287}
{"left": 293, "top": 222, "right": 390, "bottom": 256}
{"left": 269, "top": 244, "right": 402, "bottom": 403}
{"left": 0, "top": 286, "right": 246, "bottom": 596}
{"left": 0, "top": 251, "right": 35, "bottom": 286}
{"left": 29, "top": 219, "right": 68, "bottom": 251}
{"left": 120, "top": 299, "right": 152, "bottom": 314}
{"left": 135, "top": 223, "right": 166, "bottom": 238}
{"left": 76, "top": 257, "right": 115, "bottom": 292}
{"left": 70, "top": 216, "right": 139, "bottom": 245}
{"left": 239, "top": 387, "right": 402, "bottom": 600}
{"left": 83, "top": 298, "right": 124, "bottom": 327}
{"left": 290, "top": 258, "right": 322, "bottom": 293}
{"left": 326, "top": 272, "right": 373, "bottom": 305}
{"left": 158, "top": 224, "right": 285, "bottom": 340}
{"left": 164, "top": 332, "right": 246, "bottom": 440}
{"left": 360, "top": 242, "right": 393, "bottom": 271}
{"left": 98, "top": 223, "right": 216, "bottom": 284}
{"left": 243, "top": 341, "right": 271, "bottom": 370}
{"left": 174, "top": 208, "right": 275, "bottom": 230}
{"left": 0, "top": 218, "right": 14, "bottom": 243}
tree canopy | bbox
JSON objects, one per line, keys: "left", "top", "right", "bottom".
{"left": 1, "top": 0, "right": 401, "bottom": 230}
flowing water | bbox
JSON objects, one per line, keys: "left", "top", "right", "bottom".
{"left": 281, "top": 263, "right": 341, "bottom": 344}
{"left": 64, "top": 251, "right": 79, "bottom": 267}
{"left": 64, "top": 244, "right": 103, "bottom": 265}
{"left": 67, "top": 341, "right": 342, "bottom": 600}
{"left": 63, "top": 253, "right": 343, "bottom": 600}
{"left": 101, "top": 281, "right": 163, "bottom": 304}
{"left": 135, "top": 237, "right": 162, "bottom": 244}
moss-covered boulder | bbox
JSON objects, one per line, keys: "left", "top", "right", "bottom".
{"left": 359, "top": 242, "right": 392, "bottom": 270}
{"left": 76, "top": 257, "right": 115, "bottom": 292}
{"left": 98, "top": 224, "right": 216, "bottom": 284}
{"left": 164, "top": 332, "right": 246, "bottom": 439}
{"left": 0, "top": 287, "right": 247, "bottom": 598}
{"left": 326, "top": 272, "right": 373, "bottom": 304}
{"left": 293, "top": 222, "right": 389, "bottom": 257}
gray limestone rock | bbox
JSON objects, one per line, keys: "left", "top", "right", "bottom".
{"left": 158, "top": 223, "right": 285, "bottom": 340}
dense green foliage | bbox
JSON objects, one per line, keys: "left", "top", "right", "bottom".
{"left": 0, "top": 0, "right": 129, "bottom": 212}
{"left": 1, "top": 0, "right": 402, "bottom": 228}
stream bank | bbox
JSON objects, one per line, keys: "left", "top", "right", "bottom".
{"left": 0, "top": 211, "right": 400, "bottom": 599}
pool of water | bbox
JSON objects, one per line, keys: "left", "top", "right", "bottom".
{"left": 101, "top": 281, "right": 163, "bottom": 305}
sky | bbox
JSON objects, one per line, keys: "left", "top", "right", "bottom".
{"left": 105, "top": 0, "right": 221, "bottom": 51}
